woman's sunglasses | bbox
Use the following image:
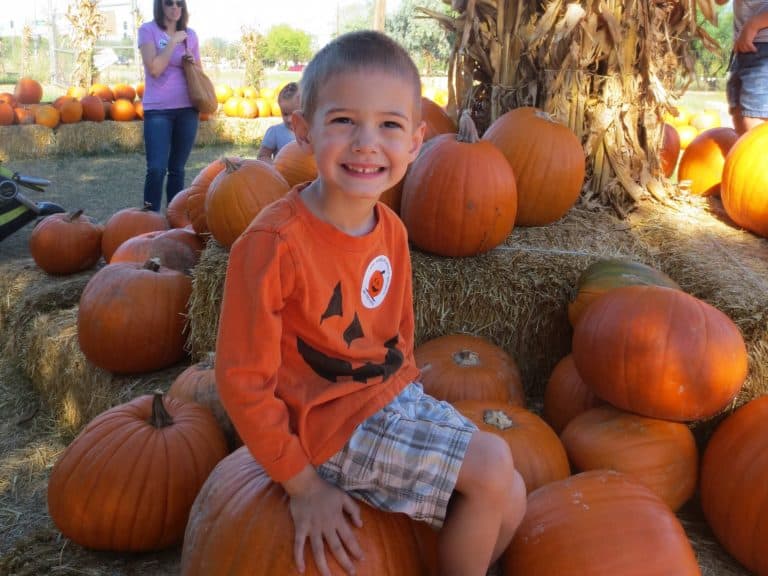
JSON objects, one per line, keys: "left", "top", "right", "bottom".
{"left": 164, "top": 0, "right": 184, "bottom": 6}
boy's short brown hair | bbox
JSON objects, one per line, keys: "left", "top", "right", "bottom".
{"left": 300, "top": 30, "right": 421, "bottom": 123}
{"left": 278, "top": 82, "right": 300, "bottom": 104}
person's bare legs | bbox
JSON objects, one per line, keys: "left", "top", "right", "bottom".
{"left": 732, "top": 107, "right": 767, "bottom": 135}
{"left": 437, "top": 431, "right": 527, "bottom": 576}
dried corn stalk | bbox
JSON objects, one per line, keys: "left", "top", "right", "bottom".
{"left": 239, "top": 27, "right": 266, "bottom": 90}
{"left": 66, "top": 0, "right": 106, "bottom": 89}
{"left": 426, "top": 0, "right": 720, "bottom": 217}
{"left": 21, "top": 25, "right": 33, "bottom": 76}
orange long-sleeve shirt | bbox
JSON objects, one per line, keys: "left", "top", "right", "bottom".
{"left": 216, "top": 186, "right": 420, "bottom": 483}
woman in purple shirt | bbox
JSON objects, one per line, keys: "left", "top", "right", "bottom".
{"left": 138, "top": 0, "right": 201, "bottom": 211}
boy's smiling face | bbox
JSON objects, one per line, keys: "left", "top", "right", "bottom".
{"left": 293, "top": 70, "right": 425, "bottom": 204}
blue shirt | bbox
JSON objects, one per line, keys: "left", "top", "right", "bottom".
{"left": 261, "top": 123, "right": 296, "bottom": 155}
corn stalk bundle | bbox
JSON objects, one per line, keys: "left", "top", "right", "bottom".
{"left": 66, "top": 0, "right": 106, "bottom": 89}
{"left": 425, "top": 0, "right": 721, "bottom": 217}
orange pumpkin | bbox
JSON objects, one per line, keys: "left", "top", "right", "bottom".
{"left": 89, "top": 83, "right": 114, "bottom": 102}
{"left": 273, "top": 140, "right": 318, "bottom": 187}
{"left": 80, "top": 94, "right": 106, "bottom": 122}
{"left": 421, "top": 96, "right": 456, "bottom": 141}
{"left": 720, "top": 121, "right": 768, "bottom": 237}
{"left": 401, "top": 111, "right": 517, "bottom": 257}
{"left": 659, "top": 122, "right": 680, "bottom": 177}
{"left": 67, "top": 85, "right": 87, "bottom": 99}
{"left": 134, "top": 99, "right": 144, "bottom": 120}
{"left": 542, "top": 354, "right": 602, "bottom": 435}
{"left": 166, "top": 187, "right": 194, "bottom": 228}
{"left": 572, "top": 285, "right": 747, "bottom": 421}
{"left": 77, "top": 258, "right": 192, "bottom": 373}
{"left": 13, "top": 106, "right": 35, "bottom": 125}
{"left": 504, "top": 471, "right": 701, "bottom": 576}
{"left": 677, "top": 127, "right": 739, "bottom": 196}
{"left": 112, "top": 83, "right": 136, "bottom": 101}
{"left": 560, "top": 405, "right": 698, "bottom": 511}
{"left": 29, "top": 210, "right": 104, "bottom": 275}
{"left": 14, "top": 77, "right": 43, "bottom": 104}
{"left": 0, "top": 92, "right": 18, "bottom": 107}
{"left": 110, "top": 98, "right": 137, "bottom": 121}
{"left": 48, "top": 392, "right": 227, "bottom": 551}
{"left": 34, "top": 104, "right": 60, "bottom": 129}
{"left": 181, "top": 446, "right": 426, "bottom": 575}
{"left": 59, "top": 99, "right": 84, "bottom": 124}
{"left": 101, "top": 204, "right": 169, "bottom": 263}
{"left": 0, "top": 102, "right": 14, "bottom": 125}
{"left": 701, "top": 395, "right": 768, "bottom": 576}
{"left": 109, "top": 229, "right": 200, "bottom": 272}
{"left": 567, "top": 257, "right": 680, "bottom": 327}
{"left": 135, "top": 82, "right": 145, "bottom": 100}
{"left": 414, "top": 333, "right": 525, "bottom": 405}
{"left": 482, "top": 107, "right": 585, "bottom": 226}
{"left": 204, "top": 158, "right": 290, "bottom": 247}
{"left": 187, "top": 157, "right": 234, "bottom": 235}
{"left": 453, "top": 400, "right": 570, "bottom": 493}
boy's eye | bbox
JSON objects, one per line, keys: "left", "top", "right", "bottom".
{"left": 330, "top": 116, "right": 352, "bottom": 124}
{"left": 383, "top": 120, "right": 404, "bottom": 129}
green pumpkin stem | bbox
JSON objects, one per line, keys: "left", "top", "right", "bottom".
{"left": 150, "top": 391, "right": 174, "bottom": 428}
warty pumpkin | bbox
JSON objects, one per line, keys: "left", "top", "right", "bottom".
{"left": 572, "top": 285, "right": 747, "bottom": 421}
{"left": 181, "top": 446, "right": 427, "bottom": 575}
{"left": 482, "top": 106, "right": 585, "bottom": 226}
{"left": 504, "top": 470, "right": 701, "bottom": 576}
{"left": 48, "top": 392, "right": 227, "bottom": 551}
{"left": 401, "top": 110, "right": 517, "bottom": 257}
{"left": 701, "top": 395, "right": 768, "bottom": 576}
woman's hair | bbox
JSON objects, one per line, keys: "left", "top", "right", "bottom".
{"left": 278, "top": 82, "right": 300, "bottom": 104}
{"left": 300, "top": 30, "right": 421, "bottom": 122}
{"left": 154, "top": 0, "right": 189, "bottom": 31}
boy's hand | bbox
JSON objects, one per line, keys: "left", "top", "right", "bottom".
{"left": 283, "top": 465, "right": 364, "bottom": 576}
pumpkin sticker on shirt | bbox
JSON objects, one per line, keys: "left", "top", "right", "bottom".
{"left": 361, "top": 255, "right": 392, "bottom": 309}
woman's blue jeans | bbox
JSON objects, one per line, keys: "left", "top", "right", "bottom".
{"left": 143, "top": 107, "right": 199, "bottom": 211}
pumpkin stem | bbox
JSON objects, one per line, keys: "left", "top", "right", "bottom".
{"left": 452, "top": 349, "right": 480, "bottom": 367}
{"left": 221, "top": 156, "right": 243, "bottom": 174}
{"left": 141, "top": 201, "right": 154, "bottom": 211}
{"left": 66, "top": 209, "right": 85, "bottom": 222}
{"left": 149, "top": 391, "right": 174, "bottom": 428}
{"left": 534, "top": 109, "right": 557, "bottom": 123}
{"left": 456, "top": 110, "right": 480, "bottom": 144}
{"left": 203, "top": 350, "right": 216, "bottom": 369}
{"left": 483, "top": 409, "right": 515, "bottom": 431}
{"left": 143, "top": 257, "right": 162, "bottom": 272}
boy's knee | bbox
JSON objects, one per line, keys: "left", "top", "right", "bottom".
{"left": 461, "top": 431, "right": 516, "bottom": 496}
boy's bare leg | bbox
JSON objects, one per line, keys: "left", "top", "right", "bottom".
{"left": 437, "top": 431, "right": 527, "bottom": 576}
{"left": 732, "top": 107, "right": 767, "bottom": 135}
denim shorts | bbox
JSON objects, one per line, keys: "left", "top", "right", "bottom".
{"left": 727, "top": 43, "right": 768, "bottom": 118}
{"left": 316, "top": 382, "right": 477, "bottom": 528}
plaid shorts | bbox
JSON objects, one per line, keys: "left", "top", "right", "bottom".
{"left": 316, "top": 382, "right": 477, "bottom": 528}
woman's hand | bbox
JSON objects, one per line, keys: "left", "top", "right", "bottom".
{"left": 283, "top": 465, "right": 364, "bottom": 576}
{"left": 170, "top": 30, "right": 188, "bottom": 48}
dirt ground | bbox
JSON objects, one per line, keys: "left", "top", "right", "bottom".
{"left": 0, "top": 144, "right": 251, "bottom": 575}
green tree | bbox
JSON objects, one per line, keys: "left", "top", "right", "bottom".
{"left": 386, "top": 0, "right": 453, "bottom": 75}
{"left": 263, "top": 25, "right": 313, "bottom": 68}
{"left": 690, "top": 5, "right": 733, "bottom": 90}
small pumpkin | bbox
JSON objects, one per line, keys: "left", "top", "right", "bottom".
{"left": 29, "top": 209, "right": 104, "bottom": 275}
{"left": 453, "top": 400, "right": 570, "bottom": 493}
{"left": 80, "top": 94, "right": 106, "bottom": 122}
{"left": 568, "top": 257, "right": 680, "bottom": 327}
{"left": 0, "top": 102, "right": 14, "bottom": 125}
{"left": 560, "top": 405, "right": 698, "bottom": 511}
{"left": 542, "top": 354, "right": 602, "bottom": 435}
{"left": 14, "top": 77, "right": 43, "bottom": 105}
{"left": 34, "top": 104, "right": 60, "bottom": 129}
{"left": 414, "top": 333, "right": 525, "bottom": 406}
{"left": 181, "top": 446, "right": 426, "bottom": 575}
{"left": 659, "top": 122, "right": 680, "bottom": 178}
{"left": 421, "top": 96, "right": 456, "bottom": 141}
{"left": 48, "top": 392, "right": 227, "bottom": 551}
{"left": 110, "top": 98, "right": 137, "bottom": 121}
{"left": 504, "top": 470, "right": 701, "bottom": 576}
{"left": 401, "top": 111, "right": 517, "bottom": 257}
{"left": 677, "top": 127, "right": 739, "bottom": 196}
{"left": 701, "top": 395, "right": 768, "bottom": 576}
{"left": 166, "top": 187, "right": 194, "bottom": 228}
{"left": 77, "top": 258, "right": 192, "bottom": 373}
{"left": 572, "top": 285, "right": 748, "bottom": 421}
{"left": 482, "top": 106, "right": 585, "bottom": 226}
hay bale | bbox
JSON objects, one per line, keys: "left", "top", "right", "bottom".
{"left": 10, "top": 306, "right": 186, "bottom": 439}
{"left": 186, "top": 206, "right": 656, "bottom": 396}
{"left": 211, "top": 116, "right": 281, "bottom": 146}
{"left": 0, "top": 125, "right": 56, "bottom": 161}
{"left": 630, "top": 197, "right": 768, "bottom": 410}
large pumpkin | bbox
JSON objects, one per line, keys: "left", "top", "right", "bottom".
{"left": 29, "top": 210, "right": 104, "bottom": 275}
{"left": 701, "top": 395, "right": 768, "bottom": 576}
{"left": 401, "top": 111, "right": 517, "bottom": 257}
{"left": 187, "top": 157, "right": 236, "bottom": 235}
{"left": 205, "top": 158, "right": 290, "bottom": 247}
{"left": 453, "top": 400, "right": 570, "bottom": 493}
{"left": 414, "top": 333, "right": 525, "bottom": 405}
{"left": 677, "top": 127, "right": 739, "bottom": 196}
{"left": 482, "top": 107, "right": 585, "bottom": 226}
{"left": 504, "top": 470, "right": 701, "bottom": 576}
{"left": 181, "top": 446, "right": 426, "bottom": 575}
{"left": 14, "top": 77, "right": 43, "bottom": 105}
{"left": 109, "top": 228, "right": 200, "bottom": 273}
{"left": 273, "top": 140, "right": 318, "bottom": 187}
{"left": 101, "top": 203, "right": 169, "bottom": 262}
{"left": 572, "top": 285, "right": 747, "bottom": 421}
{"left": 542, "top": 354, "right": 602, "bottom": 435}
{"left": 48, "top": 393, "right": 227, "bottom": 551}
{"left": 721, "top": 121, "right": 768, "bottom": 237}
{"left": 567, "top": 257, "right": 680, "bottom": 327}
{"left": 560, "top": 405, "right": 698, "bottom": 511}
{"left": 77, "top": 258, "right": 192, "bottom": 373}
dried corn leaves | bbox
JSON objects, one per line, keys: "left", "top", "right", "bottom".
{"left": 426, "top": 0, "right": 721, "bottom": 217}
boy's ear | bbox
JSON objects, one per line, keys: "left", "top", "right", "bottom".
{"left": 292, "top": 110, "right": 313, "bottom": 153}
{"left": 408, "top": 120, "right": 426, "bottom": 162}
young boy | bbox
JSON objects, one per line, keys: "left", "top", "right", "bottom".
{"left": 716, "top": 0, "right": 768, "bottom": 134}
{"left": 257, "top": 81, "right": 301, "bottom": 161}
{"left": 216, "top": 30, "right": 526, "bottom": 576}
